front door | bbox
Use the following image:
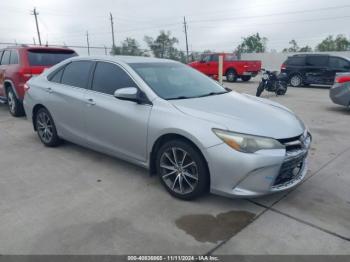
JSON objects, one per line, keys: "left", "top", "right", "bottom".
{"left": 84, "top": 61, "right": 151, "bottom": 162}
{"left": 326, "top": 57, "right": 350, "bottom": 84}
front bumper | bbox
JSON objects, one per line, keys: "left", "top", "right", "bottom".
{"left": 206, "top": 133, "right": 311, "bottom": 198}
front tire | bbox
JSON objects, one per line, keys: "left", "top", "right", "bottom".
{"left": 256, "top": 82, "right": 264, "bottom": 97}
{"left": 35, "top": 108, "right": 61, "bottom": 147}
{"left": 226, "top": 69, "right": 237, "bottom": 82}
{"left": 290, "top": 74, "right": 302, "bottom": 87}
{"left": 241, "top": 76, "right": 251, "bottom": 82}
{"left": 156, "top": 139, "right": 209, "bottom": 200}
{"left": 6, "top": 87, "right": 24, "bottom": 117}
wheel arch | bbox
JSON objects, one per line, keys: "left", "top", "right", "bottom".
{"left": 149, "top": 133, "right": 209, "bottom": 181}
{"left": 32, "top": 104, "right": 47, "bottom": 131}
{"left": 3, "top": 79, "right": 19, "bottom": 98}
{"left": 225, "top": 67, "right": 237, "bottom": 76}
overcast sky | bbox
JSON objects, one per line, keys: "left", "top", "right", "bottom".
{"left": 0, "top": 0, "right": 349, "bottom": 55}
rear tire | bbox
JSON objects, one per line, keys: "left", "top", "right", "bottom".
{"left": 156, "top": 139, "right": 209, "bottom": 200}
{"left": 226, "top": 69, "right": 237, "bottom": 82}
{"left": 241, "top": 76, "right": 251, "bottom": 82}
{"left": 35, "top": 108, "right": 61, "bottom": 147}
{"left": 6, "top": 87, "right": 24, "bottom": 117}
{"left": 290, "top": 74, "right": 302, "bottom": 87}
{"left": 256, "top": 82, "right": 264, "bottom": 97}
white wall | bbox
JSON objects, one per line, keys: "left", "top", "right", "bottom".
{"left": 241, "top": 51, "right": 350, "bottom": 71}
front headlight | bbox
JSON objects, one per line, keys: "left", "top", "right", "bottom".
{"left": 213, "top": 129, "right": 285, "bottom": 153}
{"left": 262, "top": 73, "right": 269, "bottom": 80}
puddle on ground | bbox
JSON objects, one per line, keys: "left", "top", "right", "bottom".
{"left": 175, "top": 210, "right": 255, "bottom": 243}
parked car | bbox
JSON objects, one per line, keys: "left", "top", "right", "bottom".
{"left": 0, "top": 45, "right": 77, "bottom": 116}
{"left": 330, "top": 73, "right": 350, "bottom": 107}
{"left": 24, "top": 56, "right": 311, "bottom": 200}
{"left": 281, "top": 54, "right": 350, "bottom": 87}
{"left": 188, "top": 53, "right": 261, "bottom": 82}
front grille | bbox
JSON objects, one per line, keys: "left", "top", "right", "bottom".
{"left": 273, "top": 133, "right": 311, "bottom": 187}
{"left": 273, "top": 152, "right": 306, "bottom": 186}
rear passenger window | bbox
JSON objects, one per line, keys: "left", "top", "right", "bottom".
{"left": 61, "top": 61, "right": 93, "bottom": 88}
{"left": 92, "top": 62, "right": 136, "bottom": 95}
{"left": 306, "top": 56, "right": 328, "bottom": 67}
{"left": 1, "top": 50, "right": 11, "bottom": 65}
{"left": 10, "top": 51, "right": 19, "bottom": 64}
{"left": 286, "top": 57, "right": 305, "bottom": 66}
{"left": 49, "top": 68, "right": 64, "bottom": 83}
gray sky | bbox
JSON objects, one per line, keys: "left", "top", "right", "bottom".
{"left": 0, "top": 0, "right": 349, "bottom": 55}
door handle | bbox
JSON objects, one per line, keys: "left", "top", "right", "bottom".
{"left": 45, "top": 87, "right": 53, "bottom": 93}
{"left": 86, "top": 98, "right": 96, "bottom": 105}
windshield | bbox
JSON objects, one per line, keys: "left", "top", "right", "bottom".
{"left": 129, "top": 62, "right": 227, "bottom": 100}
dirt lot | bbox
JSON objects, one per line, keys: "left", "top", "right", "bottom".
{"left": 0, "top": 79, "right": 349, "bottom": 254}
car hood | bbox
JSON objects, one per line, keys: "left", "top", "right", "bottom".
{"left": 170, "top": 91, "right": 305, "bottom": 139}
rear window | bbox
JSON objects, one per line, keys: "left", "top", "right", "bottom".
{"left": 286, "top": 56, "right": 305, "bottom": 66}
{"left": 27, "top": 49, "right": 77, "bottom": 66}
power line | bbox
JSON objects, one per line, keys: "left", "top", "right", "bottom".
{"left": 189, "top": 4, "right": 350, "bottom": 24}
{"left": 31, "top": 7, "right": 42, "bottom": 46}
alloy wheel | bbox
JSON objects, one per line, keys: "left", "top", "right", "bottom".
{"left": 7, "top": 90, "right": 15, "bottom": 114}
{"left": 159, "top": 147, "right": 198, "bottom": 195}
{"left": 290, "top": 75, "right": 301, "bottom": 87}
{"left": 36, "top": 111, "right": 54, "bottom": 143}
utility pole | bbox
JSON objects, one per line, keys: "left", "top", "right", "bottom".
{"left": 183, "top": 16, "right": 189, "bottom": 63}
{"left": 31, "top": 8, "right": 42, "bottom": 46}
{"left": 110, "top": 12, "right": 116, "bottom": 48}
{"left": 86, "top": 31, "right": 90, "bottom": 56}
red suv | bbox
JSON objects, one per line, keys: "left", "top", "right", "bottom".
{"left": 0, "top": 45, "right": 77, "bottom": 116}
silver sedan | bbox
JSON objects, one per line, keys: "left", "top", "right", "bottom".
{"left": 23, "top": 56, "right": 311, "bottom": 200}
{"left": 330, "top": 73, "right": 350, "bottom": 107}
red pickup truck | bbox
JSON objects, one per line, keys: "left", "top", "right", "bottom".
{"left": 188, "top": 53, "right": 261, "bottom": 82}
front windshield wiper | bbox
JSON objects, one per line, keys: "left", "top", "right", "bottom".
{"left": 167, "top": 96, "right": 192, "bottom": 100}
{"left": 195, "top": 90, "right": 230, "bottom": 98}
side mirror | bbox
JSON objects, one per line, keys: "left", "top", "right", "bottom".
{"left": 114, "top": 87, "right": 139, "bottom": 103}
{"left": 114, "top": 87, "right": 151, "bottom": 105}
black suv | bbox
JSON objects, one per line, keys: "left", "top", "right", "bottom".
{"left": 281, "top": 54, "right": 350, "bottom": 87}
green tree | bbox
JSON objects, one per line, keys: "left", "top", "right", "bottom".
{"left": 110, "top": 37, "right": 147, "bottom": 56}
{"left": 235, "top": 33, "right": 267, "bottom": 54}
{"left": 144, "top": 31, "right": 185, "bottom": 62}
{"left": 316, "top": 35, "right": 350, "bottom": 51}
{"left": 282, "top": 39, "right": 299, "bottom": 53}
{"left": 282, "top": 40, "right": 312, "bottom": 53}
{"left": 299, "top": 45, "right": 313, "bottom": 52}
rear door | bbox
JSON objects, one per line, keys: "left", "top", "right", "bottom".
{"left": 326, "top": 57, "right": 350, "bottom": 84}
{"left": 305, "top": 55, "right": 329, "bottom": 84}
{"left": 45, "top": 60, "right": 94, "bottom": 144}
{"left": 0, "top": 50, "right": 10, "bottom": 97}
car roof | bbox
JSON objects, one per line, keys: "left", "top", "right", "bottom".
{"left": 0, "top": 45, "right": 75, "bottom": 52}
{"left": 69, "top": 55, "right": 178, "bottom": 64}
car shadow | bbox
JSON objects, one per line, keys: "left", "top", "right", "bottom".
{"left": 324, "top": 105, "right": 350, "bottom": 115}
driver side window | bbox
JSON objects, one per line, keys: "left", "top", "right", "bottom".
{"left": 201, "top": 55, "right": 210, "bottom": 63}
{"left": 92, "top": 62, "right": 137, "bottom": 95}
